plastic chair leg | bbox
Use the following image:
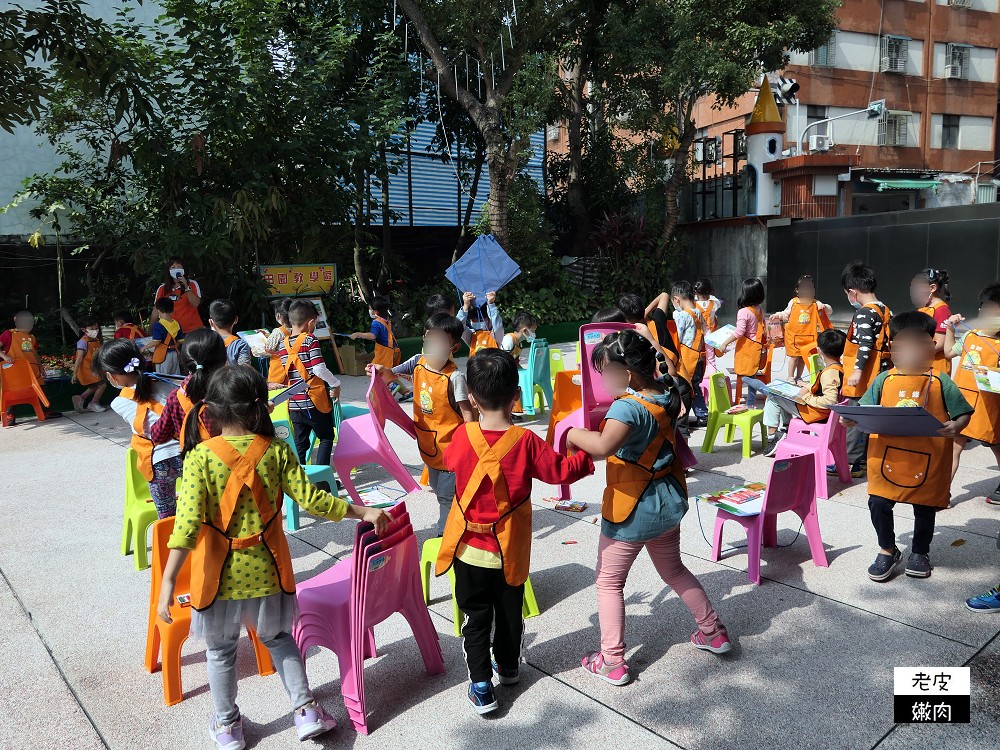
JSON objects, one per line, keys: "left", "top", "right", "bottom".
{"left": 248, "top": 629, "right": 276, "bottom": 676}
{"left": 710, "top": 516, "right": 725, "bottom": 562}
{"left": 144, "top": 618, "right": 160, "bottom": 673}
{"left": 800, "top": 506, "right": 829, "bottom": 568}
{"left": 746, "top": 518, "right": 764, "bottom": 586}
{"left": 419, "top": 538, "right": 442, "bottom": 604}
{"left": 283, "top": 495, "right": 301, "bottom": 532}
{"left": 161, "top": 629, "right": 187, "bottom": 706}
{"left": 724, "top": 422, "right": 736, "bottom": 444}
{"left": 522, "top": 576, "right": 540, "bottom": 619}
{"left": 133, "top": 517, "right": 153, "bottom": 571}
{"left": 383, "top": 457, "right": 421, "bottom": 495}
{"left": 121, "top": 515, "right": 133, "bottom": 557}
{"left": 701, "top": 415, "right": 720, "bottom": 453}
{"left": 762, "top": 513, "right": 779, "bottom": 548}
{"left": 741, "top": 424, "right": 754, "bottom": 458}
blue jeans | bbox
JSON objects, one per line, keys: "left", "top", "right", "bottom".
{"left": 740, "top": 376, "right": 767, "bottom": 408}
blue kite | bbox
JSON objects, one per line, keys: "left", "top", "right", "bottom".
{"left": 445, "top": 234, "right": 521, "bottom": 307}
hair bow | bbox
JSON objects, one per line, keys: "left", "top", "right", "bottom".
{"left": 123, "top": 357, "right": 141, "bottom": 373}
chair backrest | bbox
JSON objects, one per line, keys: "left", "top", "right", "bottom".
{"left": 785, "top": 398, "right": 848, "bottom": 447}
{"left": 807, "top": 353, "right": 823, "bottom": 384}
{"left": 150, "top": 517, "right": 191, "bottom": 610}
{"left": 358, "top": 532, "right": 419, "bottom": 628}
{"left": 549, "top": 348, "right": 566, "bottom": 382}
{"left": 708, "top": 371, "right": 733, "bottom": 412}
{"left": 365, "top": 371, "right": 417, "bottom": 437}
{"left": 0, "top": 359, "right": 46, "bottom": 401}
{"left": 125, "top": 447, "right": 152, "bottom": 505}
{"left": 761, "top": 453, "right": 816, "bottom": 516}
{"left": 528, "top": 338, "right": 550, "bottom": 384}
{"left": 269, "top": 402, "right": 298, "bottom": 455}
{"left": 578, "top": 323, "right": 633, "bottom": 413}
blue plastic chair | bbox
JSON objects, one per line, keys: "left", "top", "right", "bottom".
{"left": 272, "top": 406, "right": 337, "bottom": 532}
{"left": 518, "top": 338, "right": 553, "bottom": 416}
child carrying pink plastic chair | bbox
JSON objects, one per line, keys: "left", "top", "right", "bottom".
{"left": 156, "top": 366, "right": 391, "bottom": 750}
{"left": 567, "top": 330, "right": 732, "bottom": 686}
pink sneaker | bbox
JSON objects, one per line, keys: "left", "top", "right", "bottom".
{"left": 581, "top": 652, "right": 631, "bottom": 686}
{"left": 691, "top": 628, "right": 732, "bottom": 654}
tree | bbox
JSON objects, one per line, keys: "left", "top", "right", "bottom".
{"left": 594, "top": 0, "right": 838, "bottom": 252}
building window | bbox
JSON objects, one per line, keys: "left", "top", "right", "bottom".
{"left": 945, "top": 43, "right": 971, "bottom": 80}
{"left": 878, "top": 111, "right": 910, "bottom": 147}
{"left": 809, "top": 31, "right": 837, "bottom": 68}
{"left": 941, "top": 115, "right": 960, "bottom": 149}
{"left": 546, "top": 123, "right": 561, "bottom": 141}
{"left": 807, "top": 105, "right": 829, "bottom": 137}
{"left": 880, "top": 35, "right": 909, "bottom": 74}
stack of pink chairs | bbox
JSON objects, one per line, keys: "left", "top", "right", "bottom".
{"left": 333, "top": 372, "right": 421, "bottom": 504}
{"left": 293, "top": 502, "right": 445, "bottom": 734}
{"left": 773, "top": 402, "right": 852, "bottom": 500}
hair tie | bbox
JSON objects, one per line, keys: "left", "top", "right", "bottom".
{"left": 122, "top": 357, "right": 140, "bottom": 374}
{"left": 255, "top": 397, "right": 261, "bottom": 403}
{"left": 194, "top": 363, "right": 204, "bottom": 370}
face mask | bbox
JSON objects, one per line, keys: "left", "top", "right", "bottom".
{"left": 86, "top": 328, "right": 99, "bottom": 338}
{"left": 847, "top": 292, "right": 862, "bottom": 310}
{"left": 524, "top": 331, "right": 536, "bottom": 343}
{"left": 170, "top": 268, "right": 184, "bottom": 279}
{"left": 369, "top": 310, "right": 377, "bottom": 319}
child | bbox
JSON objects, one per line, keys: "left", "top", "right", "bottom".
{"left": 694, "top": 279, "right": 722, "bottom": 372}
{"left": 839, "top": 262, "right": 892, "bottom": 478}
{"left": 157, "top": 365, "right": 391, "bottom": 748}
{"left": 144, "top": 297, "right": 184, "bottom": 375}
{"left": 94, "top": 339, "right": 181, "bottom": 517}
{"left": 112, "top": 310, "right": 147, "bottom": 340}
{"left": 714, "top": 278, "right": 768, "bottom": 406}
{"left": 566, "top": 331, "right": 730, "bottom": 686}
{"left": 264, "top": 298, "right": 293, "bottom": 388}
{"left": 762, "top": 329, "right": 846, "bottom": 457}
{"left": 208, "top": 298, "right": 252, "bottom": 368}
{"left": 616, "top": 293, "right": 678, "bottom": 377}
{"left": 771, "top": 274, "right": 833, "bottom": 383}
{"left": 458, "top": 291, "right": 504, "bottom": 355}
{"left": 349, "top": 295, "right": 401, "bottom": 368}
{"left": 910, "top": 268, "right": 952, "bottom": 376}
{"left": 501, "top": 311, "right": 538, "bottom": 364}
{"left": 846, "top": 311, "right": 972, "bottom": 582}
{"left": 372, "top": 313, "right": 475, "bottom": 533}
{"left": 435, "top": 349, "right": 594, "bottom": 714}
{"left": 592, "top": 308, "right": 626, "bottom": 324}
{"left": 150, "top": 329, "right": 227, "bottom": 450}
{"left": 0, "top": 310, "right": 43, "bottom": 377}
{"left": 668, "top": 282, "right": 708, "bottom": 424}
{"left": 277, "top": 300, "right": 341, "bottom": 467}
{"left": 71, "top": 318, "right": 107, "bottom": 413}
{"left": 943, "top": 283, "right": 1000, "bottom": 498}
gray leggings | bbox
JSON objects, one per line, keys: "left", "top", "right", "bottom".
{"left": 205, "top": 630, "right": 313, "bottom": 725}
{"left": 428, "top": 467, "right": 457, "bottom": 535}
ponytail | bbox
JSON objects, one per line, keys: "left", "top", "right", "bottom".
{"left": 190, "top": 365, "right": 276, "bottom": 455}
{"left": 179, "top": 328, "right": 227, "bottom": 403}
{"left": 182, "top": 400, "right": 208, "bottom": 457}
{"left": 92, "top": 339, "right": 154, "bottom": 402}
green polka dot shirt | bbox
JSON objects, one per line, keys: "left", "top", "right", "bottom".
{"left": 168, "top": 436, "right": 349, "bottom": 600}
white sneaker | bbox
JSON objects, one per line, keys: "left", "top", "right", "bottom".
{"left": 72, "top": 395, "right": 86, "bottom": 413}
{"left": 87, "top": 402, "right": 107, "bottom": 413}
{"left": 294, "top": 701, "right": 336, "bottom": 741}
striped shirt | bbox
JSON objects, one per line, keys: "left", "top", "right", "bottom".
{"left": 277, "top": 333, "right": 326, "bottom": 411}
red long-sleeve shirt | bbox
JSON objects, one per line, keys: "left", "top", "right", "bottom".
{"left": 444, "top": 425, "right": 594, "bottom": 552}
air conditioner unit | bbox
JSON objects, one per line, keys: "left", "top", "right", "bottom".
{"left": 809, "top": 134, "right": 832, "bottom": 153}
{"left": 949, "top": 0, "right": 973, "bottom": 8}
{"left": 944, "top": 64, "right": 964, "bottom": 80}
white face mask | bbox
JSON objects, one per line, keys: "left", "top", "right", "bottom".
{"left": 85, "top": 328, "right": 99, "bottom": 338}
{"left": 170, "top": 268, "right": 184, "bottom": 279}
{"left": 369, "top": 310, "right": 377, "bottom": 319}
{"left": 524, "top": 331, "right": 536, "bottom": 343}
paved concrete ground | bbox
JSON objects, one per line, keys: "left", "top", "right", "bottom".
{"left": 1, "top": 345, "right": 998, "bottom": 750}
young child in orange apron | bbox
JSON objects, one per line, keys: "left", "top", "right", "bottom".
{"left": 910, "top": 268, "right": 953, "bottom": 376}
{"left": 458, "top": 291, "right": 504, "bottom": 356}
{"left": 95, "top": 339, "right": 181, "bottom": 517}
{"left": 668, "top": 281, "right": 709, "bottom": 425}
{"left": 349, "top": 295, "right": 401, "bottom": 368}
{"left": 694, "top": 279, "right": 722, "bottom": 372}
{"left": 501, "top": 311, "right": 539, "bottom": 416}
{"left": 436, "top": 349, "right": 593, "bottom": 715}
{"left": 156, "top": 365, "right": 390, "bottom": 749}
{"left": 844, "top": 311, "right": 972, "bottom": 582}
{"left": 71, "top": 319, "right": 107, "bottom": 413}
{"left": 567, "top": 329, "right": 732, "bottom": 687}
{"left": 771, "top": 274, "right": 833, "bottom": 384}
{"left": 942, "top": 283, "right": 1000, "bottom": 502}
{"left": 713, "top": 278, "right": 768, "bottom": 406}
{"left": 112, "top": 310, "right": 147, "bottom": 341}
{"left": 143, "top": 297, "right": 184, "bottom": 375}
{"left": 370, "top": 313, "right": 475, "bottom": 533}
{"left": 264, "top": 298, "right": 293, "bottom": 388}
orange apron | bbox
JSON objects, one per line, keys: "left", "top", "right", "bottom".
{"left": 267, "top": 326, "right": 290, "bottom": 385}
{"left": 282, "top": 333, "right": 332, "bottom": 413}
{"left": 413, "top": 358, "right": 463, "bottom": 470}
{"left": 784, "top": 298, "right": 822, "bottom": 357}
{"left": 796, "top": 363, "right": 843, "bottom": 424}
{"left": 953, "top": 330, "right": 1000, "bottom": 444}
{"left": 677, "top": 309, "right": 704, "bottom": 382}
{"left": 917, "top": 299, "right": 950, "bottom": 376}
{"left": 77, "top": 338, "right": 102, "bottom": 386}
{"left": 371, "top": 316, "right": 401, "bottom": 368}
{"left": 868, "top": 370, "right": 952, "bottom": 508}
{"left": 120, "top": 387, "right": 165, "bottom": 481}
{"left": 436, "top": 425, "right": 532, "bottom": 586}
{"left": 734, "top": 307, "right": 767, "bottom": 377}
{"left": 118, "top": 324, "right": 146, "bottom": 340}
{"left": 176, "top": 387, "right": 212, "bottom": 452}
{"left": 647, "top": 318, "right": 680, "bottom": 369}
{"left": 152, "top": 320, "right": 181, "bottom": 365}
{"left": 189, "top": 435, "right": 296, "bottom": 610}
{"left": 842, "top": 302, "right": 891, "bottom": 399}
{"left": 7, "top": 330, "right": 41, "bottom": 379}
{"left": 469, "top": 329, "right": 499, "bottom": 356}
{"left": 697, "top": 300, "right": 719, "bottom": 332}
{"left": 602, "top": 395, "right": 686, "bottom": 523}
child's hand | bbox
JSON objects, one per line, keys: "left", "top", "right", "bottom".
{"left": 937, "top": 420, "right": 962, "bottom": 438}
{"left": 714, "top": 348, "right": 725, "bottom": 357}
{"left": 267, "top": 382, "right": 284, "bottom": 390}
{"left": 797, "top": 386, "right": 811, "bottom": 398}
{"left": 944, "top": 314, "right": 964, "bottom": 330}
{"left": 157, "top": 582, "right": 175, "bottom": 624}
{"left": 365, "top": 363, "right": 385, "bottom": 376}
{"left": 329, "top": 385, "right": 341, "bottom": 402}
{"left": 349, "top": 332, "right": 361, "bottom": 340}
{"left": 485, "top": 291, "right": 496, "bottom": 304}
{"left": 462, "top": 291, "right": 475, "bottom": 310}
{"left": 71, "top": 373, "right": 78, "bottom": 385}
{"left": 0, "top": 352, "right": 11, "bottom": 364}
{"left": 839, "top": 417, "right": 856, "bottom": 428}
{"left": 362, "top": 506, "right": 393, "bottom": 536}
{"left": 846, "top": 370, "right": 862, "bottom": 388}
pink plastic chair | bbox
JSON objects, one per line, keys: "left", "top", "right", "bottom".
{"left": 293, "top": 503, "right": 444, "bottom": 734}
{"left": 333, "top": 372, "right": 420, "bottom": 503}
{"left": 710, "top": 453, "right": 828, "bottom": 585}
{"left": 773, "top": 401, "right": 852, "bottom": 500}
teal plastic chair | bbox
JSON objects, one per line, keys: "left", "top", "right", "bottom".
{"left": 122, "top": 448, "right": 159, "bottom": 570}
{"left": 518, "top": 338, "right": 553, "bottom": 417}
{"left": 419, "top": 537, "right": 540, "bottom": 637}
{"left": 701, "top": 372, "right": 767, "bottom": 458}
{"left": 807, "top": 353, "right": 823, "bottom": 385}
{"left": 272, "top": 411, "right": 338, "bottom": 532}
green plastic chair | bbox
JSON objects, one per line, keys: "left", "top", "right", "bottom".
{"left": 701, "top": 372, "right": 767, "bottom": 458}
{"left": 122, "top": 447, "right": 159, "bottom": 571}
{"left": 419, "top": 537, "right": 540, "bottom": 637}
{"left": 807, "top": 353, "right": 823, "bottom": 385}
{"left": 549, "top": 348, "right": 566, "bottom": 389}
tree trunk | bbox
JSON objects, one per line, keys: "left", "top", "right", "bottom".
{"left": 485, "top": 142, "right": 515, "bottom": 250}
{"left": 659, "top": 124, "right": 697, "bottom": 256}
{"left": 565, "top": 61, "right": 592, "bottom": 256}
{"left": 453, "top": 142, "right": 486, "bottom": 263}
{"left": 378, "top": 142, "right": 391, "bottom": 289}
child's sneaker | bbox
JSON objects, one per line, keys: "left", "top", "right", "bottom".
{"left": 581, "top": 652, "right": 631, "bottom": 686}
{"left": 691, "top": 628, "right": 733, "bottom": 654}
{"left": 468, "top": 681, "right": 498, "bottom": 715}
{"left": 209, "top": 714, "right": 245, "bottom": 750}
{"left": 294, "top": 701, "right": 336, "bottom": 741}
{"left": 868, "top": 547, "right": 902, "bottom": 581}
{"left": 850, "top": 462, "right": 866, "bottom": 479}
{"left": 764, "top": 431, "right": 784, "bottom": 458}
{"left": 985, "top": 482, "right": 1000, "bottom": 505}
{"left": 491, "top": 657, "right": 520, "bottom": 685}
{"left": 904, "top": 552, "right": 932, "bottom": 578}
{"left": 87, "top": 402, "right": 107, "bottom": 413}
{"left": 72, "top": 395, "right": 86, "bottom": 413}
{"left": 966, "top": 586, "right": 1000, "bottom": 613}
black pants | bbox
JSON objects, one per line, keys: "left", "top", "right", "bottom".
{"left": 290, "top": 407, "right": 334, "bottom": 467}
{"left": 868, "top": 495, "right": 937, "bottom": 555}
{"left": 453, "top": 558, "right": 524, "bottom": 683}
